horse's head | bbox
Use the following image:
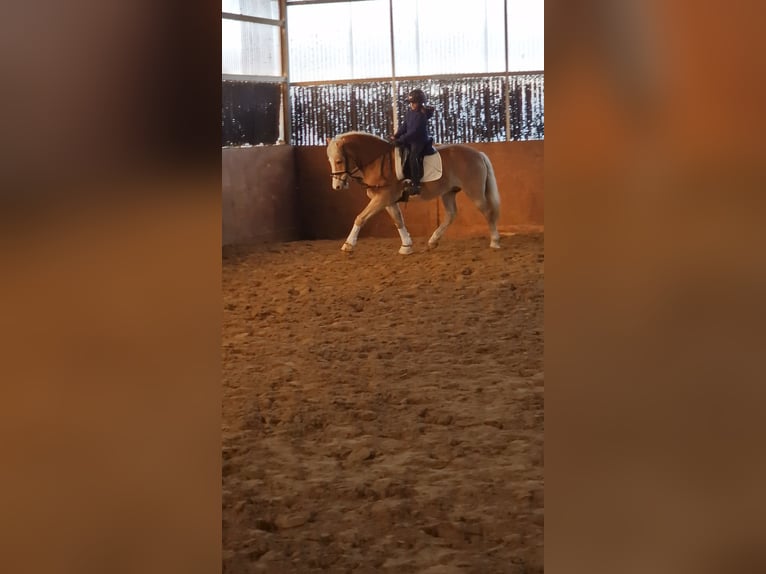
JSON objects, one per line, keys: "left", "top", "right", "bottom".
{"left": 326, "top": 136, "right": 351, "bottom": 190}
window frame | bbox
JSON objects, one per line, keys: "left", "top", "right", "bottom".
{"left": 223, "top": 0, "right": 544, "bottom": 145}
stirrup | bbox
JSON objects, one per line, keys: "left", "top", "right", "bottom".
{"left": 397, "top": 181, "right": 411, "bottom": 202}
{"left": 402, "top": 179, "right": 419, "bottom": 192}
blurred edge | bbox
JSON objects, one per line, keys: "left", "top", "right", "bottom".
{"left": 547, "top": 1, "right": 766, "bottom": 573}
{"left": 0, "top": 2, "right": 222, "bottom": 574}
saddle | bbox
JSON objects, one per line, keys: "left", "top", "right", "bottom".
{"left": 395, "top": 139, "right": 442, "bottom": 182}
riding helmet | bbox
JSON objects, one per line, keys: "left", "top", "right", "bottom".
{"left": 407, "top": 89, "right": 426, "bottom": 104}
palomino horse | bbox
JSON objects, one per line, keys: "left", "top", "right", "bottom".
{"left": 326, "top": 131, "right": 501, "bottom": 255}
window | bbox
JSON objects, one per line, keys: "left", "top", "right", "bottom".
{"left": 392, "top": 0, "right": 507, "bottom": 76}
{"left": 287, "top": 0, "right": 393, "bottom": 82}
{"left": 222, "top": 1, "right": 285, "bottom": 145}
{"left": 507, "top": 0, "right": 544, "bottom": 71}
{"left": 222, "top": 19, "right": 282, "bottom": 76}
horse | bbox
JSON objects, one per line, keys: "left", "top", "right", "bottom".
{"left": 326, "top": 131, "right": 501, "bottom": 255}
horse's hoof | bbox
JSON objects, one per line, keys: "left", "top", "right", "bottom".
{"left": 427, "top": 241, "right": 439, "bottom": 250}
{"left": 398, "top": 245, "right": 413, "bottom": 255}
{"left": 490, "top": 240, "right": 501, "bottom": 249}
{"left": 341, "top": 243, "right": 354, "bottom": 252}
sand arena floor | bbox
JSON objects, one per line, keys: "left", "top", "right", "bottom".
{"left": 223, "top": 233, "right": 544, "bottom": 573}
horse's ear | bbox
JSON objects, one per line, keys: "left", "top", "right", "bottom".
{"left": 326, "top": 137, "right": 332, "bottom": 145}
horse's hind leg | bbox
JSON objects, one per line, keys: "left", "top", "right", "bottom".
{"left": 384, "top": 204, "right": 413, "bottom": 255}
{"left": 481, "top": 158, "right": 502, "bottom": 249}
{"left": 485, "top": 206, "right": 501, "bottom": 249}
{"left": 427, "top": 191, "right": 458, "bottom": 249}
{"left": 469, "top": 195, "right": 501, "bottom": 249}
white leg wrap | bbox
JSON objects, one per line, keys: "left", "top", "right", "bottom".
{"left": 346, "top": 224, "right": 361, "bottom": 246}
{"left": 397, "top": 227, "right": 412, "bottom": 247}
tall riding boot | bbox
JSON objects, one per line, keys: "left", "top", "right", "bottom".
{"left": 397, "top": 152, "right": 412, "bottom": 202}
{"left": 409, "top": 155, "right": 422, "bottom": 195}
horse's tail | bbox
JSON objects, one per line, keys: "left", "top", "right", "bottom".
{"left": 480, "top": 152, "right": 500, "bottom": 224}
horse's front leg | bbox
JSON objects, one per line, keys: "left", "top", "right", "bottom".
{"left": 384, "top": 204, "right": 413, "bottom": 255}
{"left": 341, "top": 195, "right": 388, "bottom": 252}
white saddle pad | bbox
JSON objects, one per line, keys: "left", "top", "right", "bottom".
{"left": 394, "top": 149, "right": 443, "bottom": 182}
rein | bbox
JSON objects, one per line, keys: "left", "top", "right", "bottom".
{"left": 333, "top": 141, "right": 394, "bottom": 190}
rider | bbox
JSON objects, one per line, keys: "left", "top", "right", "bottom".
{"left": 391, "top": 89, "right": 434, "bottom": 196}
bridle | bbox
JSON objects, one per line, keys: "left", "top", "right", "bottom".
{"left": 330, "top": 139, "right": 394, "bottom": 190}
{"left": 330, "top": 145, "right": 364, "bottom": 187}
{"left": 330, "top": 164, "right": 363, "bottom": 186}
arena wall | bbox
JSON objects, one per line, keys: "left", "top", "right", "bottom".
{"left": 222, "top": 145, "right": 299, "bottom": 245}
{"left": 222, "top": 141, "right": 542, "bottom": 245}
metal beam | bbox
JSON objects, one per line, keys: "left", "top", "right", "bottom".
{"left": 221, "top": 12, "right": 282, "bottom": 26}
{"left": 504, "top": 0, "right": 511, "bottom": 141}
{"left": 389, "top": 0, "right": 397, "bottom": 131}
{"left": 222, "top": 74, "right": 286, "bottom": 83}
{"left": 287, "top": 0, "right": 372, "bottom": 5}
{"left": 280, "top": 0, "right": 292, "bottom": 143}
{"left": 288, "top": 70, "right": 543, "bottom": 87}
